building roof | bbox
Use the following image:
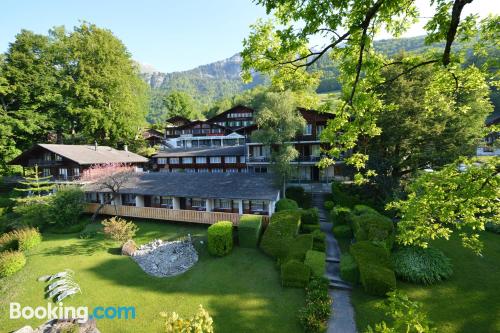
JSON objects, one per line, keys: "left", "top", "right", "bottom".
{"left": 153, "top": 145, "right": 245, "bottom": 158}
{"left": 9, "top": 144, "right": 149, "bottom": 166}
{"left": 84, "top": 172, "right": 280, "bottom": 201}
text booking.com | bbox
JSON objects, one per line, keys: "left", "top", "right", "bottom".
{"left": 9, "top": 302, "right": 136, "bottom": 322}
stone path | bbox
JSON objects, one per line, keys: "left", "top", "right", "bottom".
{"left": 313, "top": 193, "right": 357, "bottom": 333}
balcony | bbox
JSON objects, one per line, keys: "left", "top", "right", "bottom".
{"left": 28, "top": 159, "right": 63, "bottom": 166}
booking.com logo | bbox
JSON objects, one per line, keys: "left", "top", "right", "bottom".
{"left": 9, "top": 302, "right": 136, "bottom": 322}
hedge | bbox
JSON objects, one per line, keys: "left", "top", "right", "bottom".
{"left": 0, "top": 227, "right": 42, "bottom": 252}
{"left": 286, "top": 186, "right": 312, "bottom": 208}
{"left": 305, "top": 250, "right": 326, "bottom": 277}
{"left": 0, "top": 250, "right": 26, "bottom": 277}
{"left": 332, "top": 225, "right": 352, "bottom": 239}
{"left": 281, "top": 259, "right": 311, "bottom": 288}
{"left": 311, "top": 230, "right": 326, "bottom": 252}
{"left": 359, "top": 264, "right": 396, "bottom": 296}
{"left": 298, "top": 277, "right": 332, "bottom": 332}
{"left": 331, "top": 181, "right": 361, "bottom": 208}
{"left": 331, "top": 206, "right": 351, "bottom": 225}
{"left": 351, "top": 213, "right": 394, "bottom": 248}
{"left": 301, "top": 208, "right": 319, "bottom": 225}
{"left": 286, "top": 234, "right": 313, "bottom": 262}
{"left": 324, "top": 200, "right": 334, "bottom": 211}
{"left": 207, "top": 221, "right": 233, "bottom": 256}
{"left": 301, "top": 223, "right": 321, "bottom": 234}
{"left": 260, "top": 210, "right": 301, "bottom": 260}
{"left": 340, "top": 254, "right": 359, "bottom": 284}
{"left": 350, "top": 241, "right": 391, "bottom": 268}
{"left": 275, "top": 198, "right": 299, "bottom": 212}
{"left": 238, "top": 215, "right": 262, "bottom": 248}
{"left": 352, "top": 204, "right": 380, "bottom": 216}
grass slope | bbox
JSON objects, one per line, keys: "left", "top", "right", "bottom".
{"left": 0, "top": 219, "right": 304, "bottom": 333}
{"left": 352, "top": 232, "right": 500, "bottom": 333}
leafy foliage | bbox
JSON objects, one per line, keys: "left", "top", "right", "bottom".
{"left": 298, "top": 277, "right": 332, "bottom": 333}
{"left": 275, "top": 198, "right": 299, "bottom": 212}
{"left": 304, "top": 250, "right": 326, "bottom": 278}
{"left": 392, "top": 246, "right": 453, "bottom": 285}
{"left": 49, "top": 187, "right": 85, "bottom": 227}
{"left": 260, "top": 210, "right": 301, "bottom": 260}
{"left": 281, "top": 259, "right": 311, "bottom": 288}
{"left": 311, "top": 229, "right": 326, "bottom": 252}
{"left": 161, "top": 304, "right": 214, "bottom": 333}
{"left": 286, "top": 233, "right": 313, "bottom": 262}
{"left": 332, "top": 225, "right": 353, "bottom": 239}
{"left": 331, "top": 206, "right": 351, "bottom": 225}
{"left": 102, "top": 217, "right": 139, "bottom": 244}
{"left": 0, "top": 227, "right": 42, "bottom": 252}
{"left": 207, "top": 221, "right": 233, "bottom": 256}
{"left": 301, "top": 208, "right": 319, "bottom": 225}
{"left": 0, "top": 250, "right": 26, "bottom": 278}
{"left": 340, "top": 254, "right": 359, "bottom": 285}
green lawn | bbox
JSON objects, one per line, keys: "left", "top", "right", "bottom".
{"left": 351, "top": 232, "right": 500, "bottom": 333}
{"left": 0, "top": 219, "right": 304, "bottom": 333}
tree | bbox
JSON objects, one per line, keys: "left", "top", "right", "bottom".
{"left": 242, "top": 0, "right": 499, "bottom": 180}
{"left": 162, "top": 91, "right": 203, "bottom": 121}
{"left": 252, "top": 91, "right": 306, "bottom": 195}
{"left": 387, "top": 156, "right": 499, "bottom": 255}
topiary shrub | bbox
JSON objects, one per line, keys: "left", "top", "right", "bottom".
{"left": 275, "top": 198, "right": 299, "bottom": 212}
{"left": 0, "top": 250, "right": 26, "bottom": 277}
{"left": 332, "top": 225, "right": 352, "bottom": 239}
{"left": 331, "top": 206, "right": 351, "bottom": 225}
{"left": 359, "top": 264, "right": 396, "bottom": 296}
{"left": 238, "top": 215, "right": 262, "bottom": 248}
{"left": 350, "top": 241, "right": 392, "bottom": 268}
{"left": 49, "top": 187, "right": 85, "bottom": 227}
{"left": 0, "top": 227, "right": 42, "bottom": 252}
{"left": 287, "top": 234, "right": 313, "bottom": 262}
{"left": 260, "top": 210, "right": 301, "bottom": 260}
{"left": 352, "top": 204, "right": 380, "bottom": 216}
{"left": 311, "top": 230, "right": 326, "bottom": 252}
{"left": 301, "top": 208, "right": 319, "bottom": 225}
{"left": 340, "top": 254, "right": 359, "bottom": 284}
{"left": 298, "top": 277, "right": 332, "bottom": 332}
{"left": 305, "top": 250, "right": 326, "bottom": 277}
{"left": 324, "top": 200, "right": 334, "bottom": 211}
{"left": 392, "top": 246, "right": 453, "bottom": 285}
{"left": 102, "top": 217, "right": 139, "bottom": 244}
{"left": 207, "top": 221, "right": 233, "bottom": 256}
{"left": 281, "top": 259, "right": 311, "bottom": 288}
{"left": 286, "top": 186, "right": 312, "bottom": 208}
{"left": 301, "top": 224, "right": 321, "bottom": 234}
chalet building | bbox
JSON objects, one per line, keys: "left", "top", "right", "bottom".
{"left": 151, "top": 145, "right": 246, "bottom": 173}
{"left": 142, "top": 129, "right": 165, "bottom": 147}
{"left": 9, "top": 144, "right": 148, "bottom": 181}
{"left": 477, "top": 114, "right": 500, "bottom": 157}
{"left": 83, "top": 172, "right": 279, "bottom": 216}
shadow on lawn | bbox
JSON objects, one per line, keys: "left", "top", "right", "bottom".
{"left": 41, "top": 238, "right": 111, "bottom": 256}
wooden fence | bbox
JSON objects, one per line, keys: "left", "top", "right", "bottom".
{"left": 84, "top": 203, "right": 270, "bottom": 226}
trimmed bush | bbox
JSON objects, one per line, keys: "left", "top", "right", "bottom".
{"left": 238, "top": 215, "right": 262, "bottom": 248}
{"left": 485, "top": 221, "right": 500, "bottom": 234}
{"left": 287, "top": 234, "right": 313, "bottom": 262}
{"left": 311, "top": 230, "right": 326, "bottom": 252}
{"left": 49, "top": 187, "right": 85, "bottom": 227}
{"left": 207, "top": 221, "right": 233, "bottom": 256}
{"left": 0, "top": 227, "right": 42, "bottom": 252}
{"left": 260, "top": 210, "right": 301, "bottom": 260}
{"left": 359, "top": 264, "right": 396, "bottom": 296}
{"left": 324, "top": 200, "right": 334, "bottom": 211}
{"left": 286, "top": 186, "right": 312, "bottom": 208}
{"left": 275, "top": 198, "right": 299, "bottom": 212}
{"left": 340, "top": 254, "right": 359, "bottom": 284}
{"left": 331, "top": 181, "right": 361, "bottom": 208}
{"left": 392, "top": 246, "right": 453, "bottom": 285}
{"left": 332, "top": 224, "right": 352, "bottom": 239}
{"left": 301, "top": 223, "right": 321, "bottom": 234}
{"left": 0, "top": 250, "right": 26, "bottom": 277}
{"left": 281, "top": 259, "right": 311, "bottom": 288}
{"left": 305, "top": 250, "right": 326, "bottom": 277}
{"left": 330, "top": 206, "right": 351, "bottom": 225}
{"left": 301, "top": 208, "right": 319, "bottom": 225}
{"left": 350, "top": 241, "right": 391, "bottom": 268}
{"left": 352, "top": 204, "right": 380, "bottom": 216}
{"left": 298, "top": 277, "right": 332, "bottom": 333}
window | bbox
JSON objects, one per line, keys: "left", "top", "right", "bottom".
{"left": 73, "top": 168, "right": 80, "bottom": 177}
{"left": 152, "top": 196, "right": 173, "bottom": 208}
{"left": 190, "top": 198, "right": 206, "bottom": 208}
{"left": 210, "top": 156, "right": 221, "bottom": 164}
{"left": 214, "top": 199, "right": 232, "bottom": 209}
{"left": 157, "top": 158, "right": 167, "bottom": 165}
{"left": 55, "top": 154, "right": 63, "bottom": 161}
{"left": 240, "top": 156, "right": 245, "bottom": 163}
{"left": 225, "top": 156, "right": 237, "bottom": 163}
{"left": 317, "top": 125, "right": 325, "bottom": 138}
{"left": 42, "top": 168, "right": 51, "bottom": 177}
{"left": 85, "top": 192, "right": 99, "bottom": 203}
{"left": 312, "top": 145, "right": 320, "bottom": 157}
{"left": 169, "top": 158, "right": 179, "bottom": 164}
{"left": 251, "top": 200, "right": 268, "bottom": 212}
{"left": 122, "top": 194, "right": 136, "bottom": 206}
{"left": 176, "top": 141, "right": 182, "bottom": 147}
{"left": 196, "top": 157, "right": 206, "bottom": 164}
{"left": 197, "top": 168, "right": 209, "bottom": 173}
{"left": 304, "top": 124, "right": 313, "bottom": 135}
{"left": 226, "top": 168, "right": 238, "bottom": 173}
{"left": 43, "top": 153, "right": 51, "bottom": 161}
{"left": 254, "top": 167, "right": 268, "bottom": 173}
{"left": 59, "top": 168, "right": 68, "bottom": 179}
{"left": 185, "top": 168, "right": 196, "bottom": 173}
{"left": 182, "top": 157, "right": 193, "bottom": 164}
{"left": 211, "top": 128, "right": 222, "bottom": 134}
{"left": 211, "top": 168, "right": 223, "bottom": 173}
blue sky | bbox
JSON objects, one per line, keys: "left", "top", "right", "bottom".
{"left": 1, "top": 0, "right": 497, "bottom": 73}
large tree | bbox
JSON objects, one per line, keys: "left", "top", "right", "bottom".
{"left": 163, "top": 91, "right": 203, "bottom": 121}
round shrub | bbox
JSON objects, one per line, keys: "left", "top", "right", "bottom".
{"left": 331, "top": 206, "right": 351, "bottom": 225}
{"left": 0, "top": 251, "right": 26, "bottom": 277}
{"left": 207, "top": 221, "right": 233, "bottom": 256}
{"left": 49, "top": 187, "right": 85, "bottom": 227}
{"left": 275, "top": 198, "right": 299, "bottom": 212}
{"left": 332, "top": 225, "right": 352, "bottom": 239}
{"left": 301, "top": 208, "right": 319, "bottom": 225}
{"left": 392, "top": 246, "right": 453, "bottom": 285}
{"left": 324, "top": 200, "right": 334, "bottom": 211}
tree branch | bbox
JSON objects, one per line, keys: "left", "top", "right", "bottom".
{"left": 443, "top": 0, "right": 474, "bottom": 66}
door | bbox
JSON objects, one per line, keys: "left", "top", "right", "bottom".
{"left": 311, "top": 166, "right": 320, "bottom": 181}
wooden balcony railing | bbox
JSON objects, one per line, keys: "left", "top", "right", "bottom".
{"left": 84, "top": 203, "right": 270, "bottom": 226}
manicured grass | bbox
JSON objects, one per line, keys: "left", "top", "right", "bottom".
{"left": 351, "top": 232, "right": 500, "bottom": 333}
{"left": 0, "top": 218, "right": 304, "bottom": 333}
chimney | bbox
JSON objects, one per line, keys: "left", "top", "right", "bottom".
{"left": 124, "top": 144, "right": 128, "bottom": 152}
{"left": 94, "top": 141, "right": 98, "bottom": 151}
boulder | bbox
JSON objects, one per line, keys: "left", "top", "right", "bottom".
{"left": 121, "top": 239, "right": 137, "bottom": 256}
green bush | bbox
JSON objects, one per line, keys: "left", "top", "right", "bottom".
{"left": 340, "top": 254, "right": 359, "bottom": 284}
{"left": 13, "top": 197, "right": 52, "bottom": 229}
{"left": 0, "top": 227, "right": 42, "bottom": 252}
{"left": 298, "top": 277, "right": 332, "bottom": 333}
{"left": 0, "top": 250, "right": 26, "bottom": 277}
{"left": 287, "top": 234, "right": 313, "bottom": 262}
{"left": 238, "top": 215, "right": 262, "bottom": 248}
{"left": 324, "top": 200, "right": 334, "bottom": 211}
{"left": 49, "top": 187, "right": 85, "bottom": 226}
{"left": 260, "top": 210, "right": 301, "bottom": 260}
{"left": 392, "top": 246, "right": 453, "bottom": 285}
{"left": 275, "top": 198, "right": 299, "bottom": 212}
{"left": 286, "top": 186, "right": 312, "bottom": 208}
{"left": 281, "top": 259, "right": 311, "bottom": 288}
{"left": 301, "top": 208, "right": 319, "bottom": 225}
{"left": 311, "top": 230, "right": 326, "bottom": 252}
{"left": 359, "top": 264, "right": 396, "bottom": 296}
{"left": 207, "top": 221, "right": 233, "bottom": 256}
{"left": 352, "top": 204, "right": 380, "bottom": 216}
{"left": 351, "top": 213, "right": 393, "bottom": 241}
{"left": 301, "top": 223, "right": 321, "bottom": 234}
{"left": 350, "top": 241, "right": 391, "bottom": 268}
{"left": 305, "top": 250, "right": 326, "bottom": 277}
{"left": 332, "top": 224, "right": 352, "bottom": 239}
{"left": 485, "top": 221, "right": 500, "bottom": 234}
{"left": 102, "top": 217, "right": 139, "bottom": 244}
{"left": 331, "top": 181, "right": 361, "bottom": 208}
{"left": 330, "top": 206, "right": 351, "bottom": 225}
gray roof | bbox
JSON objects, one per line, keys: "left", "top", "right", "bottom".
{"left": 153, "top": 145, "right": 245, "bottom": 158}
{"left": 84, "top": 172, "right": 279, "bottom": 201}
{"left": 37, "top": 144, "right": 148, "bottom": 165}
